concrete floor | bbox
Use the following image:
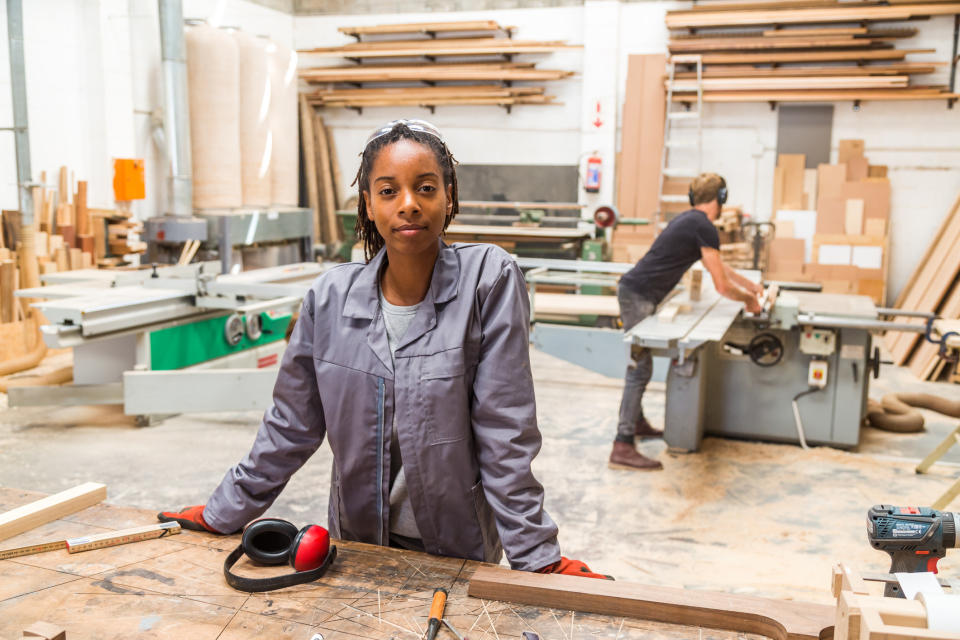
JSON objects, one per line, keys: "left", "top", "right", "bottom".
{"left": 1, "top": 346, "right": 959, "bottom": 605}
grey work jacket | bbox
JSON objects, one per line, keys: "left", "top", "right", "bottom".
{"left": 204, "top": 241, "right": 561, "bottom": 572}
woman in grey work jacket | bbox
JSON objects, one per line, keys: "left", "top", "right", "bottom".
{"left": 160, "top": 120, "right": 606, "bottom": 578}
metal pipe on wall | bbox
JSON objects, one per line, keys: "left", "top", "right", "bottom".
{"left": 158, "top": 0, "right": 193, "bottom": 217}
{"left": 6, "top": 0, "right": 34, "bottom": 225}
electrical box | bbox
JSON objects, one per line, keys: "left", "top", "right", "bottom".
{"left": 799, "top": 328, "right": 836, "bottom": 356}
{"left": 808, "top": 359, "right": 829, "bottom": 388}
{"left": 113, "top": 158, "right": 146, "bottom": 201}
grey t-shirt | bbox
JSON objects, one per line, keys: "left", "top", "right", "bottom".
{"left": 379, "top": 290, "right": 422, "bottom": 541}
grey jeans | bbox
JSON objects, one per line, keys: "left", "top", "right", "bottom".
{"left": 616, "top": 284, "right": 657, "bottom": 443}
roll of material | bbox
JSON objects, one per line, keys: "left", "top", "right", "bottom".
{"left": 235, "top": 31, "right": 272, "bottom": 207}
{"left": 917, "top": 592, "right": 960, "bottom": 632}
{"left": 867, "top": 392, "right": 960, "bottom": 433}
{"left": 268, "top": 39, "right": 299, "bottom": 206}
{"left": 186, "top": 22, "right": 243, "bottom": 209}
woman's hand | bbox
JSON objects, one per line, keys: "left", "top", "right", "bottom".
{"left": 157, "top": 505, "right": 223, "bottom": 533}
{"left": 536, "top": 556, "right": 613, "bottom": 580}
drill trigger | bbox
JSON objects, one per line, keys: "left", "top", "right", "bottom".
{"left": 927, "top": 556, "right": 939, "bottom": 574}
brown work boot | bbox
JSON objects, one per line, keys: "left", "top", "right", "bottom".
{"left": 635, "top": 417, "right": 664, "bottom": 440}
{"left": 608, "top": 441, "right": 663, "bottom": 471}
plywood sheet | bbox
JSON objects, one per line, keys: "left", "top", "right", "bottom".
{"left": 843, "top": 179, "right": 890, "bottom": 222}
{"left": 844, "top": 198, "right": 864, "bottom": 235}
{"left": 778, "top": 154, "right": 806, "bottom": 210}
{"left": 816, "top": 196, "right": 846, "bottom": 234}
{"left": 837, "top": 139, "right": 864, "bottom": 165}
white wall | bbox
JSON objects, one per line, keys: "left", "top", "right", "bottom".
{"left": 1, "top": 0, "right": 958, "bottom": 300}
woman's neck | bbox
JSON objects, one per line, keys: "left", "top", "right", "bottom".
{"left": 380, "top": 243, "right": 440, "bottom": 306}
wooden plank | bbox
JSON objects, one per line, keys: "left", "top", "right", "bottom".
{"left": 325, "top": 124, "right": 344, "bottom": 211}
{"left": 666, "top": 4, "right": 960, "bottom": 29}
{"left": 0, "top": 483, "right": 107, "bottom": 542}
{"left": 302, "top": 65, "right": 572, "bottom": 83}
{"left": 674, "top": 62, "right": 939, "bottom": 78}
{"left": 634, "top": 55, "right": 667, "bottom": 222}
{"left": 74, "top": 180, "right": 88, "bottom": 238}
{"left": 669, "top": 35, "right": 875, "bottom": 52}
{"left": 468, "top": 566, "right": 834, "bottom": 640}
{"left": 300, "top": 39, "right": 580, "bottom": 58}
{"left": 838, "top": 139, "right": 865, "bottom": 165}
{"left": 339, "top": 20, "right": 507, "bottom": 37}
{"left": 669, "top": 76, "right": 908, "bottom": 91}
{"left": 847, "top": 155, "right": 869, "bottom": 181}
{"left": 845, "top": 199, "right": 864, "bottom": 234}
{"left": 617, "top": 55, "right": 648, "bottom": 220}
{"left": 299, "top": 94, "right": 324, "bottom": 243}
{"left": 533, "top": 292, "right": 620, "bottom": 317}
{"left": 911, "top": 278, "right": 960, "bottom": 379}
{"left": 763, "top": 26, "right": 869, "bottom": 36}
{"left": 672, "top": 88, "right": 956, "bottom": 102}
{"left": 893, "top": 191, "right": 960, "bottom": 308}
{"left": 0, "top": 259, "right": 14, "bottom": 323}
{"left": 696, "top": 49, "right": 923, "bottom": 64}
{"left": 310, "top": 95, "right": 558, "bottom": 108}
{"left": 313, "top": 113, "right": 341, "bottom": 243}
{"left": 885, "top": 194, "right": 960, "bottom": 363}
{"left": 780, "top": 154, "right": 806, "bottom": 210}
{"left": 311, "top": 85, "right": 545, "bottom": 100}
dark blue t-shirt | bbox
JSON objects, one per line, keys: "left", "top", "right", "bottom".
{"left": 619, "top": 209, "right": 720, "bottom": 305}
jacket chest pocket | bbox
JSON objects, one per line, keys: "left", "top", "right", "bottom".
{"left": 416, "top": 347, "right": 474, "bottom": 445}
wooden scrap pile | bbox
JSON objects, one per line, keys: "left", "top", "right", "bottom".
{"left": 882, "top": 191, "right": 960, "bottom": 380}
{"left": 299, "top": 20, "right": 577, "bottom": 110}
{"left": 664, "top": 1, "right": 960, "bottom": 104}
{"left": 767, "top": 140, "right": 890, "bottom": 303}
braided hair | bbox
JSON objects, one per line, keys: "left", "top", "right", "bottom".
{"left": 352, "top": 122, "right": 460, "bottom": 262}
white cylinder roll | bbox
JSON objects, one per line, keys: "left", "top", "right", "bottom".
{"left": 235, "top": 31, "right": 272, "bottom": 207}
{"left": 185, "top": 21, "right": 243, "bottom": 209}
{"left": 267, "top": 39, "right": 299, "bottom": 206}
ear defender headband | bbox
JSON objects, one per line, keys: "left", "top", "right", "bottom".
{"left": 223, "top": 518, "right": 337, "bottom": 592}
{"left": 688, "top": 179, "right": 728, "bottom": 207}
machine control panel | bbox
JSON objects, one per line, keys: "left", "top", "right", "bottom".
{"left": 799, "top": 328, "right": 836, "bottom": 356}
{"left": 808, "top": 360, "right": 829, "bottom": 388}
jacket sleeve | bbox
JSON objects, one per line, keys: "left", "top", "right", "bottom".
{"left": 471, "top": 259, "right": 561, "bottom": 571}
{"left": 203, "top": 288, "right": 326, "bottom": 533}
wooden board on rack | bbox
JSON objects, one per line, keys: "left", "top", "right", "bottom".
{"left": 666, "top": 4, "right": 960, "bottom": 29}
{"left": 300, "top": 38, "right": 580, "bottom": 58}
{"left": 674, "top": 63, "right": 939, "bottom": 78}
{"left": 298, "top": 94, "right": 324, "bottom": 243}
{"left": 301, "top": 64, "right": 574, "bottom": 84}
{"left": 696, "top": 48, "right": 928, "bottom": 64}
{"left": 671, "top": 88, "right": 956, "bottom": 102}
{"left": 338, "top": 20, "right": 511, "bottom": 37}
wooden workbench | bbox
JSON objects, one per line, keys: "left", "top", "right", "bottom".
{"left": 0, "top": 487, "right": 767, "bottom": 640}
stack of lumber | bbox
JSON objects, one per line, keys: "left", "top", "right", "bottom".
{"left": 882, "top": 191, "right": 960, "bottom": 380}
{"left": 766, "top": 141, "right": 890, "bottom": 304}
{"left": 299, "top": 94, "right": 343, "bottom": 245}
{"left": 664, "top": 1, "right": 960, "bottom": 104}
{"left": 299, "top": 20, "right": 577, "bottom": 110}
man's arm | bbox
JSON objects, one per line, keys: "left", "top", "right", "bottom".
{"left": 723, "top": 262, "right": 763, "bottom": 296}
{"left": 701, "top": 247, "right": 761, "bottom": 313}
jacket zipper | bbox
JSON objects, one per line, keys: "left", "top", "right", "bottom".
{"left": 376, "top": 376, "right": 385, "bottom": 546}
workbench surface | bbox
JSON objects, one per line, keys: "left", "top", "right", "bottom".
{"left": 0, "top": 487, "right": 762, "bottom": 640}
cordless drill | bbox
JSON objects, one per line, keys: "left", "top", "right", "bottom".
{"left": 866, "top": 504, "right": 959, "bottom": 597}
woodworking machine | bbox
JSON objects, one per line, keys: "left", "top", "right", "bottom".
{"left": 12, "top": 261, "right": 331, "bottom": 421}
{"left": 626, "top": 276, "right": 943, "bottom": 451}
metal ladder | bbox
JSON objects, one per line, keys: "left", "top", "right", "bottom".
{"left": 657, "top": 54, "right": 704, "bottom": 230}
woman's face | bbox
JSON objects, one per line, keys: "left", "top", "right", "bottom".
{"left": 364, "top": 139, "right": 453, "bottom": 260}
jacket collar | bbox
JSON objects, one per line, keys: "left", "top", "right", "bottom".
{"left": 343, "top": 239, "right": 459, "bottom": 320}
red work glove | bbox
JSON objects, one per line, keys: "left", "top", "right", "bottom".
{"left": 157, "top": 505, "right": 223, "bottom": 533}
{"left": 536, "top": 556, "right": 613, "bottom": 580}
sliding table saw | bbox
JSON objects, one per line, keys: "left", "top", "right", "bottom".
{"left": 626, "top": 274, "right": 942, "bottom": 451}
{"left": 11, "top": 261, "right": 331, "bottom": 420}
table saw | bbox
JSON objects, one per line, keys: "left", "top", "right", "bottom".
{"left": 11, "top": 261, "right": 332, "bottom": 420}
{"left": 626, "top": 276, "right": 941, "bottom": 452}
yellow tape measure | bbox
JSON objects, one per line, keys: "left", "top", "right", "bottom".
{"left": 0, "top": 522, "right": 181, "bottom": 561}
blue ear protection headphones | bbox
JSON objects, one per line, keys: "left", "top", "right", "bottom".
{"left": 689, "top": 178, "right": 728, "bottom": 207}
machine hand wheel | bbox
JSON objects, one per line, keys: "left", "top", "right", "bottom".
{"left": 747, "top": 333, "right": 784, "bottom": 367}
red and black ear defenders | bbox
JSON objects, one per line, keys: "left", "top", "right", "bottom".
{"left": 223, "top": 518, "right": 337, "bottom": 592}
{"left": 688, "top": 180, "right": 728, "bottom": 207}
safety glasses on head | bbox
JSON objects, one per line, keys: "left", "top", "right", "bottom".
{"left": 364, "top": 119, "right": 445, "bottom": 148}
